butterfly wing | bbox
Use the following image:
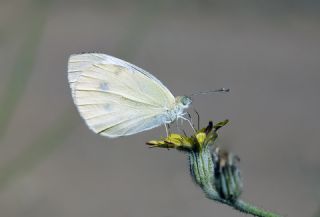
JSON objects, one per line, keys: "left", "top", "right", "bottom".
{"left": 68, "top": 53, "right": 175, "bottom": 137}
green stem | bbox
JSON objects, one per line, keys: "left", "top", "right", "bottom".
{"left": 234, "top": 200, "right": 281, "bottom": 217}
{"left": 203, "top": 186, "right": 282, "bottom": 217}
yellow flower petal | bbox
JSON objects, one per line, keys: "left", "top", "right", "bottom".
{"left": 196, "top": 132, "right": 207, "bottom": 146}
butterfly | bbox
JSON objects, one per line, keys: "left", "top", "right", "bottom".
{"left": 67, "top": 53, "right": 193, "bottom": 138}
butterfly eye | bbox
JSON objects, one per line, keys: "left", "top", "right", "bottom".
{"left": 181, "top": 96, "right": 192, "bottom": 106}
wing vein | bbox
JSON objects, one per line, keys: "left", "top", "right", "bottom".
{"left": 97, "top": 113, "right": 163, "bottom": 135}
{"left": 76, "top": 89, "right": 163, "bottom": 108}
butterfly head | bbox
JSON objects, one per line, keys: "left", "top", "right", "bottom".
{"left": 176, "top": 96, "right": 192, "bottom": 109}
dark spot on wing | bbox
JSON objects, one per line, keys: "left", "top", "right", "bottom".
{"left": 99, "top": 82, "right": 109, "bottom": 91}
{"left": 104, "top": 103, "right": 112, "bottom": 111}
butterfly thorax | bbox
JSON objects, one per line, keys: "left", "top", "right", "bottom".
{"left": 164, "top": 96, "right": 192, "bottom": 123}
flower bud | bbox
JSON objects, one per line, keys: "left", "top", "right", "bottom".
{"left": 212, "top": 148, "right": 242, "bottom": 201}
{"left": 147, "top": 120, "right": 242, "bottom": 202}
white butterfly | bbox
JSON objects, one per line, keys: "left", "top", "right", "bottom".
{"left": 68, "top": 53, "right": 192, "bottom": 138}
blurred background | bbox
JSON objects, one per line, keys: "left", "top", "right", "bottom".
{"left": 0, "top": 0, "right": 319, "bottom": 216}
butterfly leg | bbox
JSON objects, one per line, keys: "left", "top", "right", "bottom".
{"left": 180, "top": 116, "right": 196, "bottom": 133}
{"left": 193, "top": 109, "right": 200, "bottom": 130}
{"left": 164, "top": 123, "right": 169, "bottom": 137}
{"left": 184, "top": 112, "right": 197, "bottom": 132}
{"left": 182, "top": 128, "right": 187, "bottom": 137}
{"left": 174, "top": 119, "right": 187, "bottom": 136}
{"left": 189, "top": 105, "right": 200, "bottom": 130}
{"left": 187, "top": 112, "right": 196, "bottom": 130}
{"left": 175, "top": 119, "right": 179, "bottom": 132}
{"left": 167, "top": 123, "right": 172, "bottom": 135}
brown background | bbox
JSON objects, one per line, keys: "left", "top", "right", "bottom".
{"left": 0, "top": 0, "right": 319, "bottom": 216}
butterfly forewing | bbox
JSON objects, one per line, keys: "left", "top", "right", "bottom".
{"left": 68, "top": 53, "right": 175, "bottom": 137}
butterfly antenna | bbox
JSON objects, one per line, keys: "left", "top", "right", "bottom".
{"left": 190, "top": 88, "right": 230, "bottom": 97}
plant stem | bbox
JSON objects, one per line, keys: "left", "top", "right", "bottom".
{"left": 203, "top": 186, "right": 282, "bottom": 217}
{"left": 233, "top": 200, "right": 281, "bottom": 217}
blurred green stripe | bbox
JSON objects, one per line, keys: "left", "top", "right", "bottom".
{"left": 0, "top": 108, "right": 77, "bottom": 190}
{"left": 0, "top": 1, "right": 163, "bottom": 190}
{"left": 314, "top": 206, "right": 320, "bottom": 217}
{"left": 0, "top": 0, "right": 51, "bottom": 140}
